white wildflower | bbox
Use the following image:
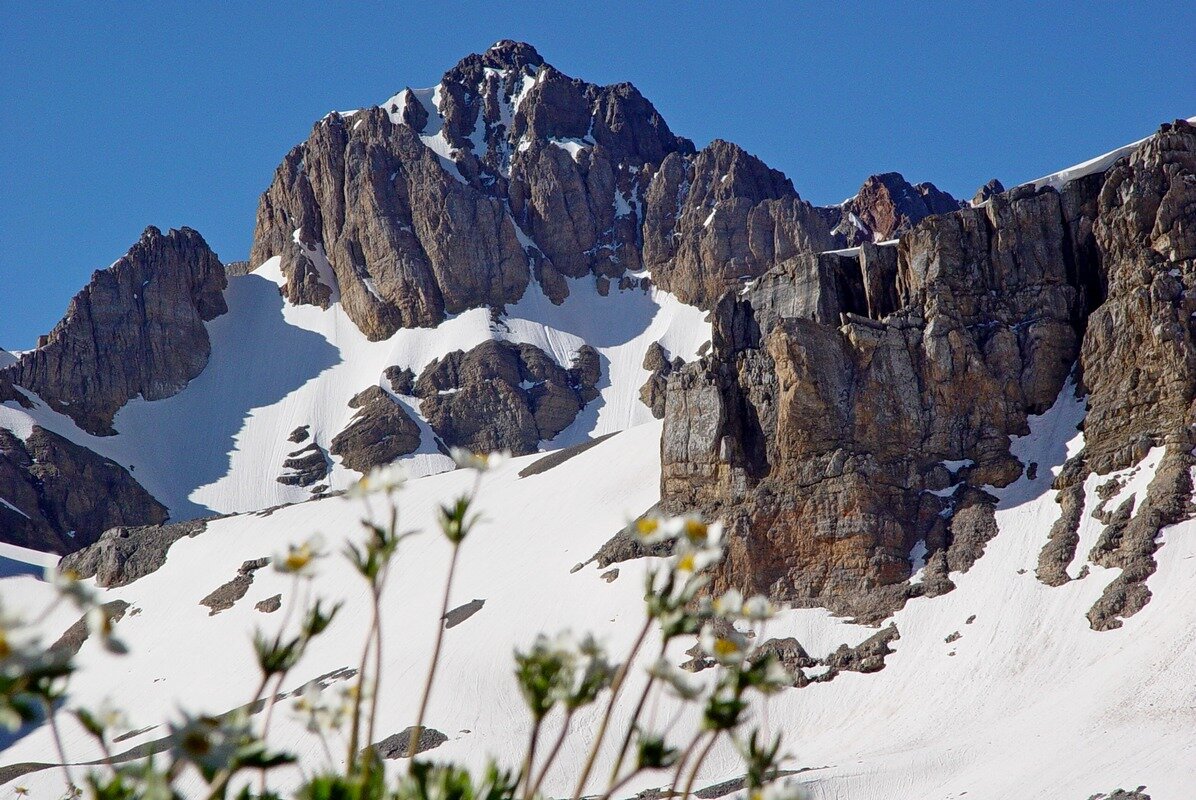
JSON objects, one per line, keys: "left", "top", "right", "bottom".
{"left": 450, "top": 448, "right": 510, "bottom": 472}
{"left": 346, "top": 462, "right": 408, "bottom": 498}
{"left": 741, "top": 595, "right": 775, "bottom": 621}
{"left": 273, "top": 534, "right": 325, "bottom": 576}
{"left": 700, "top": 622, "right": 750, "bottom": 666}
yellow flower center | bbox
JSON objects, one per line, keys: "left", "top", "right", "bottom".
{"left": 713, "top": 638, "right": 740, "bottom": 657}
{"left": 636, "top": 518, "right": 659, "bottom": 537}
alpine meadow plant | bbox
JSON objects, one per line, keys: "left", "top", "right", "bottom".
{"left": 1, "top": 451, "right": 810, "bottom": 800}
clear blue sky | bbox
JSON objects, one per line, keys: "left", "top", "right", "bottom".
{"left": 2, "top": 2, "right": 1192, "bottom": 349}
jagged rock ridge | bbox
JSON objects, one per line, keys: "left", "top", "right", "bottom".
{"left": 660, "top": 120, "right": 1196, "bottom": 625}
{"left": 248, "top": 41, "right": 845, "bottom": 338}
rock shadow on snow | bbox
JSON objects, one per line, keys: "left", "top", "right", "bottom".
{"left": 109, "top": 274, "right": 341, "bottom": 519}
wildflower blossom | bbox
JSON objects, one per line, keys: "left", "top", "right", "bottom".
{"left": 274, "top": 534, "right": 325, "bottom": 576}
{"left": 450, "top": 448, "right": 510, "bottom": 472}
{"left": 700, "top": 622, "right": 750, "bottom": 667}
{"left": 742, "top": 595, "right": 775, "bottom": 621}
{"left": 346, "top": 462, "right": 408, "bottom": 498}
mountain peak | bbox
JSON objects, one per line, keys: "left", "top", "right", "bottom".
{"left": 448, "top": 39, "right": 545, "bottom": 76}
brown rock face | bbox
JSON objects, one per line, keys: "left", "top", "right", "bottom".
{"left": 415, "top": 340, "right": 600, "bottom": 455}
{"left": 1065, "top": 119, "right": 1196, "bottom": 629}
{"left": 661, "top": 120, "right": 1196, "bottom": 626}
{"left": 0, "top": 426, "right": 167, "bottom": 554}
{"left": 5, "top": 226, "right": 227, "bottom": 435}
{"left": 827, "top": 173, "right": 965, "bottom": 246}
{"left": 329, "top": 386, "right": 422, "bottom": 474}
{"left": 638, "top": 342, "right": 682, "bottom": 419}
{"left": 661, "top": 168, "right": 1101, "bottom": 620}
{"left": 251, "top": 42, "right": 837, "bottom": 335}
{"left": 642, "top": 140, "right": 837, "bottom": 308}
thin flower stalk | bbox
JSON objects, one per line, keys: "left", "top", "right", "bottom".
{"left": 407, "top": 540, "right": 462, "bottom": 764}
{"left": 570, "top": 617, "right": 652, "bottom": 800}
{"left": 525, "top": 709, "right": 574, "bottom": 800}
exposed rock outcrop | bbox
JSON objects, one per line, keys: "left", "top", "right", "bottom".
{"left": 415, "top": 340, "right": 599, "bottom": 455}
{"left": 250, "top": 42, "right": 836, "bottom": 336}
{"left": 0, "top": 427, "right": 168, "bottom": 554}
{"left": 642, "top": 139, "right": 837, "bottom": 307}
{"left": 277, "top": 443, "right": 330, "bottom": 487}
{"left": 200, "top": 557, "right": 270, "bottom": 615}
{"left": 827, "top": 173, "right": 965, "bottom": 246}
{"left": 370, "top": 727, "right": 448, "bottom": 759}
{"left": 972, "top": 178, "right": 1006, "bottom": 206}
{"left": 661, "top": 154, "right": 1104, "bottom": 620}
{"left": 638, "top": 342, "right": 681, "bottom": 419}
{"left": 59, "top": 517, "right": 212, "bottom": 587}
{"left": 329, "top": 386, "right": 421, "bottom": 474}
{"left": 5, "top": 227, "right": 227, "bottom": 435}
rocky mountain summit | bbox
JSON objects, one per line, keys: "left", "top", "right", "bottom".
{"left": 0, "top": 41, "right": 1192, "bottom": 650}
{"left": 248, "top": 41, "right": 849, "bottom": 335}
{"left": 824, "top": 172, "right": 966, "bottom": 245}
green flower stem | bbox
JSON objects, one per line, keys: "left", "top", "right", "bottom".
{"left": 526, "top": 709, "right": 574, "bottom": 800}
{"left": 668, "top": 729, "right": 706, "bottom": 799}
{"left": 519, "top": 716, "right": 544, "bottom": 798}
{"left": 43, "top": 698, "right": 75, "bottom": 794}
{"left": 364, "top": 502, "right": 396, "bottom": 778}
{"left": 570, "top": 616, "right": 653, "bottom": 800}
{"left": 608, "top": 638, "right": 668, "bottom": 782}
{"left": 681, "top": 730, "right": 720, "bottom": 799}
{"left": 408, "top": 540, "right": 462, "bottom": 765}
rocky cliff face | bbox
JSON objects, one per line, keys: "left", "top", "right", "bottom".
{"left": 824, "top": 172, "right": 966, "bottom": 246}
{"left": 249, "top": 42, "right": 838, "bottom": 338}
{"left": 660, "top": 120, "right": 1196, "bottom": 624}
{"left": 1044, "top": 119, "right": 1196, "bottom": 629}
{"left": 0, "top": 426, "right": 167, "bottom": 553}
{"left": 414, "top": 340, "right": 600, "bottom": 455}
{"left": 5, "top": 226, "right": 227, "bottom": 435}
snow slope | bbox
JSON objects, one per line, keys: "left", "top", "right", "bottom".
{"left": 3, "top": 385, "right": 1195, "bottom": 798}
{"left": 0, "top": 259, "right": 708, "bottom": 520}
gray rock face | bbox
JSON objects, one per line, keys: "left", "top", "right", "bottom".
{"left": 972, "top": 178, "right": 1006, "bottom": 205}
{"left": 661, "top": 158, "right": 1102, "bottom": 620}
{"left": 1066, "top": 119, "right": 1196, "bottom": 629}
{"left": 50, "top": 600, "right": 130, "bottom": 658}
{"left": 329, "top": 386, "right": 421, "bottom": 474}
{"left": 638, "top": 342, "right": 681, "bottom": 419}
{"left": 59, "top": 518, "right": 212, "bottom": 587}
{"left": 200, "top": 557, "right": 270, "bottom": 615}
{"left": 5, "top": 226, "right": 227, "bottom": 435}
{"left": 370, "top": 727, "right": 448, "bottom": 759}
{"left": 277, "top": 442, "right": 330, "bottom": 487}
{"left": 0, "top": 427, "right": 168, "bottom": 554}
{"left": 384, "top": 365, "right": 416, "bottom": 396}
{"left": 415, "top": 340, "right": 599, "bottom": 455}
{"left": 255, "top": 594, "right": 282, "bottom": 613}
{"left": 660, "top": 120, "right": 1196, "bottom": 626}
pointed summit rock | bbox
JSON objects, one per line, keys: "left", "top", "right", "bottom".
{"left": 6, "top": 226, "right": 227, "bottom": 435}
{"left": 249, "top": 43, "right": 835, "bottom": 337}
